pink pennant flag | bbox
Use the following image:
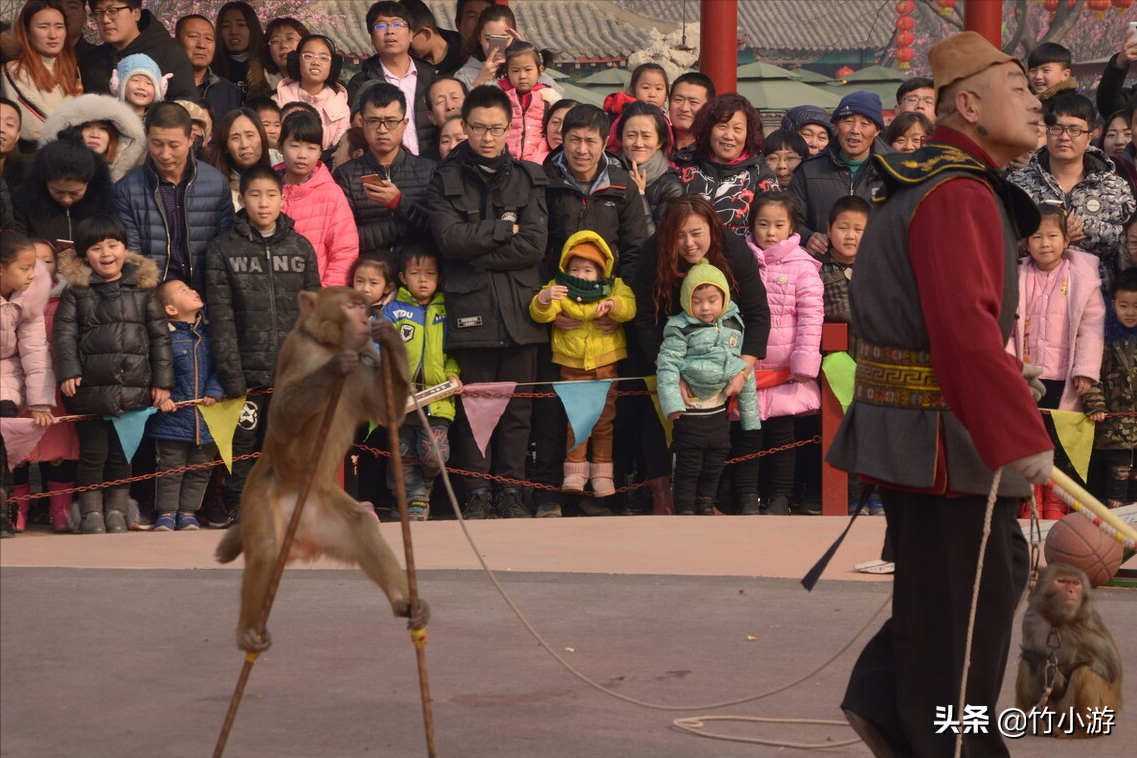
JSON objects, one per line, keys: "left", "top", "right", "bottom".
{"left": 461, "top": 382, "right": 517, "bottom": 457}
{"left": 1, "top": 418, "right": 49, "bottom": 469}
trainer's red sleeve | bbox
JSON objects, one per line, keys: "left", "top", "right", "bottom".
{"left": 908, "top": 177, "right": 1052, "bottom": 470}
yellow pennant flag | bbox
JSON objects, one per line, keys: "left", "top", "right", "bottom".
{"left": 645, "top": 375, "right": 673, "bottom": 447}
{"left": 1050, "top": 410, "right": 1095, "bottom": 483}
{"left": 199, "top": 397, "right": 247, "bottom": 472}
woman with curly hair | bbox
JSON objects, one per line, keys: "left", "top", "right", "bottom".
{"left": 674, "top": 93, "right": 778, "bottom": 237}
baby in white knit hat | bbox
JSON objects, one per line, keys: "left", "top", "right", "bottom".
{"left": 110, "top": 53, "right": 171, "bottom": 117}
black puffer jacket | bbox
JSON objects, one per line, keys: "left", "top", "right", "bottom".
{"left": 346, "top": 55, "right": 438, "bottom": 160}
{"left": 543, "top": 149, "right": 648, "bottom": 281}
{"left": 675, "top": 147, "right": 779, "bottom": 237}
{"left": 52, "top": 252, "right": 174, "bottom": 416}
{"left": 789, "top": 138, "right": 893, "bottom": 241}
{"left": 203, "top": 212, "right": 321, "bottom": 397}
{"left": 334, "top": 148, "right": 435, "bottom": 258}
{"left": 427, "top": 140, "right": 549, "bottom": 349}
{"left": 10, "top": 149, "right": 115, "bottom": 242}
{"left": 79, "top": 11, "right": 196, "bottom": 101}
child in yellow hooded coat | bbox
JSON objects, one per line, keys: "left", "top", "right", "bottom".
{"left": 530, "top": 230, "right": 637, "bottom": 496}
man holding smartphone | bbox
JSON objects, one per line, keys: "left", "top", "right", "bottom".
{"left": 1094, "top": 22, "right": 1137, "bottom": 121}
{"left": 334, "top": 84, "right": 434, "bottom": 260}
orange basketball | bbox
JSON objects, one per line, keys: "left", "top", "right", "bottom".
{"left": 1044, "top": 513, "right": 1124, "bottom": 587}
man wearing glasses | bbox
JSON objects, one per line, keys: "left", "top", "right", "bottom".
{"left": 894, "top": 77, "right": 935, "bottom": 122}
{"left": 426, "top": 85, "right": 549, "bottom": 520}
{"left": 346, "top": 1, "right": 438, "bottom": 159}
{"left": 1010, "top": 92, "right": 1136, "bottom": 291}
{"left": 334, "top": 83, "right": 435, "bottom": 260}
{"left": 79, "top": 0, "right": 196, "bottom": 101}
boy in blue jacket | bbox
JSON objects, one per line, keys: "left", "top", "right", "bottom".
{"left": 147, "top": 279, "right": 224, "bottom": 531}
{"left": 657, "top": 261, "right": 758, "bottom": 515}
{"left": 382, "top": 245, "right": 461, "bottom": 521}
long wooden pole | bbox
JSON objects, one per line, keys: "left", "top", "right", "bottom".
{"left": 212, "top": 378, "right": 346, "bottom": 758}
{"left": 382, "top": 357, "right": 437, "bottom": 758}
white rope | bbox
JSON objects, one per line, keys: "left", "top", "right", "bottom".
{"left": 953, "top": 466, "right": 1002, "bottom": 758}
{"left": 409, "top": 400, "right": 887, "bottom": 748}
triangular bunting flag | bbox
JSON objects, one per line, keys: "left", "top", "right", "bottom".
{"left": 1051, "top": 410, "right": 1095, "bottom": 483}
{"left": 0, "top": 418, "right": 49, "bottom": 470}
{"left": 821, "top": 351, "right": 857, "bottom": 413}
{"left": 553, "top": 379, "right": 614, "bottom": 446}
{"left": 199, "top": 397, "right": 246, "bottom": 472}
{"left": 367, "top": 420, "right": 379, "bottom": 438}
{"left": 645, "top": 375, "right": 673, "bottom": 447}
{"left": 106, "top": 407, "right": 159, "bottom": 462}
{"left": 462, "top": 382, "right": 516, "bottom": 457}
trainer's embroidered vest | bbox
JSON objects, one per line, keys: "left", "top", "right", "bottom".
{"left": 826, "top": 143, "right": 1040, "bottom": 497}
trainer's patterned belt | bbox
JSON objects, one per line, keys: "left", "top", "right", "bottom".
{"left": 853, "top": 342, "right": 950, "bottom": 411}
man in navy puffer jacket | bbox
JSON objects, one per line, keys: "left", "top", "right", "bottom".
{"left": 114, "top": 103, "right": 232, "bottom": 291}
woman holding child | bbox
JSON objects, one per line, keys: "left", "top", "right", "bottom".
{"left": 631, "top": 196, "right": 771, "bottom": 513}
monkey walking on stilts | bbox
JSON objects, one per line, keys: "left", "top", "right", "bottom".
{"left": 216, "top": 287, "right": 429, "bottom": 653}
{"left": 1016, "top": 563, "right": 1123, "bottom": 737}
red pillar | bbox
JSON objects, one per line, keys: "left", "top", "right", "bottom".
{"left": 963, "top": 0, "right": 1002, "bottom": 47}
{"left": 700, "top": 0, "right": 737, "bottom": 93}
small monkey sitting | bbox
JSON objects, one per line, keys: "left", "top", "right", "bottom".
{"left": 217, "top": 287, "right": 429, "bottom": 652}
{"left": 1015, "top": 563, "right": 1122, "bottom": 737}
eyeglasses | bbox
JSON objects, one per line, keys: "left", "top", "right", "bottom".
{"left": 300, "top": 52, "right": 332, "bottom": 63}
{"left": 268, "top": 34, "right": 301, "bottom": 47}
{"left": 900, "top": 95, "right": 935, "bottom": 106}
{"left": 373, "top": 21, "right": 408, "bottom": 31}
{"left": 364, "top": 117, "right": 406, "bottom": 131}
{"left": 466, "top": 124, "right": 508, "bottom": 137}
{"left": 90, "top": 4, "right": 130, "bottom": 20}
{"left": 1046, "top": 125, "right": 1090, "bottom": 138}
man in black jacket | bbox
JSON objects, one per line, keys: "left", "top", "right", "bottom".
{"left": 346, "top": 1, "right": 438, "bottom": 159}
{"left": 82, "top": 0, "right": 195, "bottom": 101}
{"left": 335, "top": 83, "right": 434, "bottom": 261}
{"left": 790, "top": 90, "right": 892, "bottom": 256}
{"left": 1095, "top": 30, "right": 1137, "bottom": 124}
{"left": 536, "top": 104, "right": 649, "bottom": 516}
{"left": 426, "top": 85, "right": 549, "bottom": 519}
{"left": 176, "top": 15, "right": 242, "bottom": 121}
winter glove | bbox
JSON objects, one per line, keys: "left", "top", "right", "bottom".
{"left": 1008, "top": 450, "right": 1053, "bottom": 485}
{"left": 1022, "top": 362, "right": 1046, "bottom": 403}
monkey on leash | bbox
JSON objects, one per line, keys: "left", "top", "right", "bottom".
{"left": 217, "top": 287, "right": 430, "bottom": 652}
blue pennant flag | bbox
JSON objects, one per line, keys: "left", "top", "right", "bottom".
{"left": 553, "top": 380, "right": 614, "bottom": 446}
{"left": 106, "top": 407, "right": 159, "bottom": 462}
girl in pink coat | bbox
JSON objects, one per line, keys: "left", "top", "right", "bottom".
{"left": 273, "top": 36, "right": 350, "bottom": 150}
{"left": 277, "top": 110, "right": 359, "bottom": 286}
{"left": 498, "top": 42, "right": 559, "bottom": 164}
{"left": 1008, "top": 205, "right": 1105, "bottom": 517}
{"left": 1, "top": 233, "right": 56, "bottom": 535}
{"left": 732, "top": 193, "right": 824, "bottom": 515}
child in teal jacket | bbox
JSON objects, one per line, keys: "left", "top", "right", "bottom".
{"left": 382, "top": 246, "right": 461, "bottom": 520}
{"left": 656, "top": 261, "right": 758, "bottom": 515}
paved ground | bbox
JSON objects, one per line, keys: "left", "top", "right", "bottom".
{"left": 1, "top": 517, "right": 1134, "bottom": 758}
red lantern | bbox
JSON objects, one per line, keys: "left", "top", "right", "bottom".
{"left": 895, "top": 0, "right": 915, "bottom": 13}
{"left": 936, "top": 0, "right": 957, "bottom": 14}
{"left": 836, "top": 66, "right": 855, "bottom": 79}
{"left": 894, "top": 47, "right": 915, "bottom": 70}
{"left": 895, "top": 15, "right": 916, "bottom": 31}
{"left": 1112, "top": 0, "right": 1134, "bottom": 12}
{"left": 894, "top": 31, "right": 915, "bottom": 47}
{"left": 1087, "top": 0, "right": 1111, "bottom": 17}
{"left": 1043, "top": 0, "right": 1058, "bottom": 12}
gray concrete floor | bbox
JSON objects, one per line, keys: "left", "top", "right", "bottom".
{"left": 2, "top": 557, "right": 1135, "bottom": 758}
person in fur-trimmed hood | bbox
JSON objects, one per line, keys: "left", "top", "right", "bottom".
{"left": 52, "top": 214, "right": 173, "bottom": 534}
{"left": 38, "top": 93, "right": 146, "bottom": 182}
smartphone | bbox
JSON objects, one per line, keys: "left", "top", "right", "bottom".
{"left": 360, "top": 172, "right": 383, "bottom": 187}
{"left": 486, "top": 34, "right": 510, "bottom": 59}
{"left": 1128, "top": 21, "right": 1137, "bottom": 46}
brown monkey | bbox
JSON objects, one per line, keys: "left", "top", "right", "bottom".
{"left": 216, "top": 287, "right": 428, "bottom": 653}
{"left": 1015, "top": 563, "right": 1123, "bottom": 736}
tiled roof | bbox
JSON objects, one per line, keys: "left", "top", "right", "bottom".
{"left": 617, "top": 0, "right": 898, "bottom": 54}
{"left": 309, "top": 0, "right": 677, "bottom": 61}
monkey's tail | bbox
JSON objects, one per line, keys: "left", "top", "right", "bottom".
{"left": 215, "top": 528, "right": 244, "bottom": 563}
